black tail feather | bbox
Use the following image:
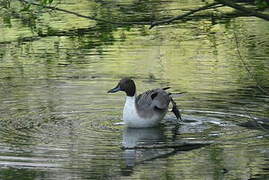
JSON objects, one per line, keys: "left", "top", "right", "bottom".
{"left": 170, "top": 98, "right": 182, "bottom": 120}
{"left": 162, "top": 87, "right": 171, "bottom": 90}
{"left": 168, "top": 91, "right": 187, "bottom": 96}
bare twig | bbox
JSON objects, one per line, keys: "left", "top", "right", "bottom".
{"left": 233, "top": 31, "right": 268, "bottom": 95}
{"left": 216, "top": 0, "right": 269, "bottom": 21}
{"left": 149, "top": 2, "right": 221, "bottom": 29}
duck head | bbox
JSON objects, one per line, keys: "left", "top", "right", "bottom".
{"left": 107, "top": 78, "right": 136, "bottom": 97}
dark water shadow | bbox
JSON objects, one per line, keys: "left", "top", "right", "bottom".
{"left": 239, "top": 118, "right": 269, "bottom": 131}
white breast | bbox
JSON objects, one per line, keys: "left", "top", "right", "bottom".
{"left": 122, "top": 96, "right": 164, "bottom": 128}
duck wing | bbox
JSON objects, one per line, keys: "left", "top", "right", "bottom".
{"left": 135, "top": 88, "right": 170, "bottom": 111}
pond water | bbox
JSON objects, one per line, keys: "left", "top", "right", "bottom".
{"left": 0, "top": 0, "right": 269, "bottom": 179}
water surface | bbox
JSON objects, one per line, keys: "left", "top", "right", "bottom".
{"left": 0, "top": 0, "right": 269, "bottom": 179}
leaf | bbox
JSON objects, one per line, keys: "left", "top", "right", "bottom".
{"left": 20, "top": 4, "right": 31, "bottom": 12}
{"left": 42, "top": 0, "right": 48, "bottom": 5}
{"left": 41, "top": 0, "right": 53, "bottom": 5}
{"left": 255, "top": 0, "right": 269, "bottom": 9}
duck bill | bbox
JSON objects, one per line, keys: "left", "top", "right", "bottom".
{"left": 107, "top": 86, "right": 121, "bottom": 93}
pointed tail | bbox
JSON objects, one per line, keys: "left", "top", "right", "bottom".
{"left": 170, "top": 97, "right": 182, "bottom": 120}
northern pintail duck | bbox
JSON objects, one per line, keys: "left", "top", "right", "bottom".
{"left": 108, "top": 78, "right": 181, "bottom": 128}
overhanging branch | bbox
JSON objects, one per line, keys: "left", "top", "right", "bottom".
{"left": 149, "top": 2, "right": 222, "bottom": 29}
{"left": 18, "top": 0, "right": 150, "bottom": 26}
{"left": 150, "top": 0, "right": 269, "bottom": 28}
{"left": 16, "top": 0, "right": 269, "bottom": 29}
{"left": 216, "top": 0, "right": 269, "bottom": 21}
